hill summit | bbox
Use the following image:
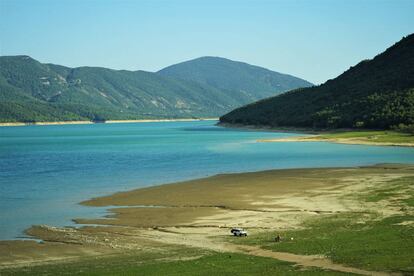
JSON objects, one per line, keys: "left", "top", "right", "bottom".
{"left": 158, "top": 56, "right": 313, "bottom": 101}
{"left": 220, "top": 34, "right": 414, "bottom": 129}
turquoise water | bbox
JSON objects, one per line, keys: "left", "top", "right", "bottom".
{"left": 1, "top": 120, "right": 414, "bottom": 240}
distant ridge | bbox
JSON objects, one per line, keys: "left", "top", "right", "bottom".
{"left": 0, "top": 56, "right": 312, "bottom": 123}
{"left": 220, "top": 34, "right": 414, "bottom": 129}
{"left": 158, "top": 56, "right": 313, "bottom": 101}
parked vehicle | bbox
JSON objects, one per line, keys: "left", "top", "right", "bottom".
{"left": 231, "top": 228, "right": 247, "bottom": 237}
{"left": 230, "top": 228, "right": 243, "bottom": 234}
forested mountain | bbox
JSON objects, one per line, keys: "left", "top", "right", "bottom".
{"left": 158, "top": 56, "right": 313, "bottom": 102}
{"left": 220, "top": 34, "right": 414, "bottom": 129}
{"left": 0, "top": 56, "right": 312, "bottom": 123}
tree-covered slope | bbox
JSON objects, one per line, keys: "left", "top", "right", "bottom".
{"left": 0, "top": 56, "right": 312, "bottom": 123}
{"left": 158, "top": 56, "right": 313, "bottom": 102}
{"left": 220, "top": 34, "right": 414, "bottom": 129}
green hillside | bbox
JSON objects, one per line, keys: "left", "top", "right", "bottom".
{"left": 0, "top": 56, "right": 312, "bottom": 123}
{"left": 220, "top": 34, "right": 414, "bottom": 130}
{"left": 158, "top": 56, "right": 313, "bottom": 102}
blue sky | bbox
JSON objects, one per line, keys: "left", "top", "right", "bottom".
{"left": 1, "top": 0, "right": 413, "bottom": 84}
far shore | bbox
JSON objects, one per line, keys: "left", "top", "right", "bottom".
{"left": 217, "top": 122, "right": 321, "bottom": 134}
{"left": 258, "top": 135, "right": 414, "bottom": 147}
{"left": 218, "top": 122, "right": 414, "bottom": 147}
{"left": 0, "top": 118, "right": 219, "bottom": 127}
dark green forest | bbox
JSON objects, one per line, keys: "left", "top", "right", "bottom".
{"left": 220, "top": 34, "right": 414, "bottom": 130}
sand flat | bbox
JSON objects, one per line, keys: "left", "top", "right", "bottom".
{"left": 81, "top": 165, "right": 414, "bottom": 231}
{"left": 258, "top": 135, "right": 414, "bottom": 147}
{"left": 2, "top": 164, "right": 413, "bottom": 272}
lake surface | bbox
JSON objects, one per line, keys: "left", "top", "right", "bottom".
{"left": 1, "top": 120, "right": 414, "bottom": 240}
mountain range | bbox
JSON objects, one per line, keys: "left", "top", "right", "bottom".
{"left": 220, "top": 34, "right": 414, "bottom": 129}
{"left": 0, "top": 56, "right": 312, "bottom": 123}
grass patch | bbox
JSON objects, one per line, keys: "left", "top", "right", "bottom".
{"left": 130, "top": 253, "right": 351, "bottom": 276}
{"left": 362, "top": 181, "right": 404, "bottom": 203}
{"left": 229, "top": 176, "right": 414, "bottom": 273}
{"left": 357, "top": 176, "right": 414, "bottom": 203}
{"left": 1, "top": 252, "right": 352, "bottom": 276}
{"left": 0, "top": 246, "right": 203, "bottom": 276}
{"left": 317, "top": 130, "right": 414, "bottom": 144}
{"left": 363, "top": 189, "right": 397, "bottom": 202}
{"left": 403, "top": 196, "right": 414, "bottom": 207}
{"left": 229, "top": 213, "right": 414, "bottom": 274}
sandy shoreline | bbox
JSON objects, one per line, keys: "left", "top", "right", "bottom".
{"left": 258, "top": 136, "right": 414, "bottom": 147}
{"left": 220, "top": 122, "right": 414, "bottom": 147}
{"left": 1, "top": 164, "right": 413, "bottom": 273}
{"left": 0, "top": 118, "right": 218, "bottom": 127}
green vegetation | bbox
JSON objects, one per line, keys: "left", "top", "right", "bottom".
{"left": 1, "top": 251, "right": 349, "bottom": 276}
{"left": 0, "top": 56, "right": 312, "bottom": 123}
{"left": 0, "top": 245, "right": 202, "bottom": 276}
{"left": 221, "top": 34, "right": 414, "bottom": 130}
{"left": 316, "top": 130, "right": 414, "bottom": 144}
{"left": 358, "top": 176, "right": 414, "bottom": 207}
{"left": 392, "top": 123, "right": 414, "bottom": 134}
{"left": 230, "top": 214, "right": 414, "bottom": 274}
{"left": 125, "top": 253, "right": 347, "bottom": 276}
{"left": 404, "top": 197, "right": 414, "bottom": 207}
{"left": 229, "top": 176, "right": 414, "bottom": 274}
{"left": 158, "top": 56, "right": 313, "bottom": 99}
